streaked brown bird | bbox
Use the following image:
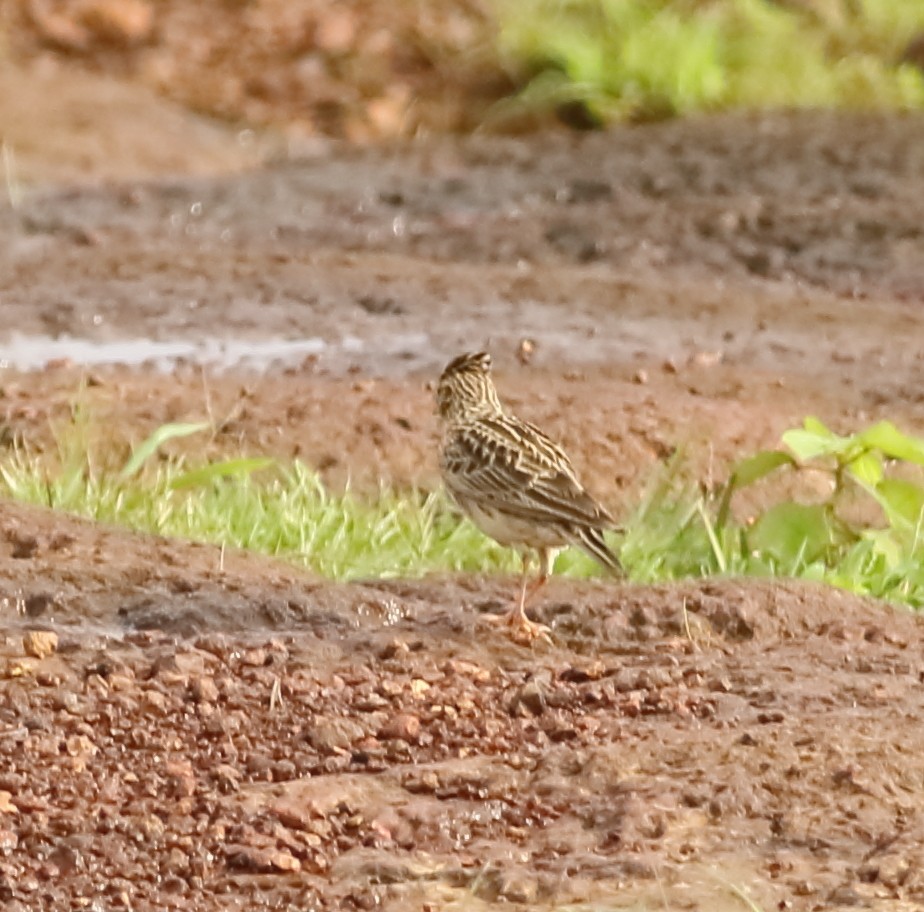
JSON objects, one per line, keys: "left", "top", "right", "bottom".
{"left": 436, "top": 351, "right": 622, "bottom": 642}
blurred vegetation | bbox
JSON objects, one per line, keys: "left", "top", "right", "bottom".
{"left": 494, "top": 0, "right": 924, "bottom": 122}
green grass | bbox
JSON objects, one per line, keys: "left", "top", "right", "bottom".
{"left": 5, "top": 415, "right": 924, "bottom": 609}
{"left": 493, "top": 0, "right": 924, "bottom": 123}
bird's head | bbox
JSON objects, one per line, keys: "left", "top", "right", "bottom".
{"left": 435, "top": 351, "right": 503, "bottom": 423}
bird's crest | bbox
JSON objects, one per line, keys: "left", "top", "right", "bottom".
{"left": 440, "top": 351, "right": 492, "bottom": 381}
{"left": 436, "top": 351, "right": 501, "bottom": 422}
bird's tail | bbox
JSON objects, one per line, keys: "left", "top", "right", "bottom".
{"left": 572, "top": 526, "right": 623, "bottom": 577}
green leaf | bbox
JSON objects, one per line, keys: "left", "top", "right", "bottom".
{"left": 782, "top": 416, "right": 860, "bottom": 463}
{"left": 863, "top": 528, "right": 905, "bottom": 570}
{"left": 859, "top": 421, "right": 924, "bottom": 466}
{"left": 748, "top": 502, "right": 831, "bottom": 566}
{"left": 731, "top": 449, "right": 795, "bottom": 487}
{"left": 874, "top": 478, "right": 924, "bottom": 529}
{"left": 715, "top": 449, "right": 796, "bottom": 531}
{"left": 169, "top": 457, "right": 275, "bottom": 491}
{"left": 846, "top": 450, "right": 883, "bottom": 487}
{"left": 119, "top": 422, "right": 210, "bottom": 480}
{"left": 803, "top": 416, "right": 835, "bottom": 438}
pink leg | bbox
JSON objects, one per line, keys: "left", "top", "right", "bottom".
{"left": 497, "top": 548, "right": 553, "bottom": 643}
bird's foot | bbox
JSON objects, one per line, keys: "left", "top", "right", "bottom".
{"left": 484, "top": 608, "right": 552, "bottom": 645}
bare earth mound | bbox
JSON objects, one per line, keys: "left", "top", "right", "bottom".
{"left": 0, "top": 502, "right": 921, "bottom": 910}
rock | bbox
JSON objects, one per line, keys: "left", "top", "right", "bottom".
{"left": 409, "top": 678, "right": 430, "bottom": 697}
{"left": 509, "top": 679, "right": 547, "bottom": 716}
{"left": 80, "top": 0, "right": 154, "bottom": 47}
{"left": 226, "top": 845, "right": 301, "bottom": 874}
{"left": 188, "top": 676, "right": 219, "bottom": 704}
{"left": 0, "top": 830, "right": 18, "bottom": 853}
{"left": 377, "top": 639, "right": 409, "bottom": 660}
{"left": 212, "top": 765, "right": 241, "bottom": 793}
{"left": 377, "top": 713, "right": 420, "bottom": 743}
{"left": 22, "top": 631, "right": 58, "bottom": 659}
{"left": 0, "top": 792, "right": 17, "bottom": 814}
{"left": 240, "top": 648, "right": 268, "bottom": 667}
{"left": 270, "top": 799, "right": 316, "bottom": 832}
{"left": 560, "top": 661, "right": 606, "bottom": 682}
{"left": 499, "top": 873, "right": 539, "bottom": 904}
{"left": 306, "top": 717, "right": 365, "bottom": 754}
{"left": 444, "top": 659, "right": 490, "bottom": 682}
{"left": 165, "top": 760, "right": 196, "bottom": 798}
{"left": 142, "top": 690, "right": 168, "bottom": 713}
{"left": 135, "top": 815, "right": 165, "bottom": 842}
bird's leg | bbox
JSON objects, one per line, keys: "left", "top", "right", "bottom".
{"left": 503, "top": 548, "right": 552, "bottom": 643}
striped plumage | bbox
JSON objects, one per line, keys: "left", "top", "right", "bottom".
{"left": 437, "top": 351, "right": 621, "bottom": 641}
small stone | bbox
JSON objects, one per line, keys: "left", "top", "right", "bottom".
{"left": 509, "top": 680, "right": 546, "bottom": 716}
{"left": 499, "top": 874, "right": 539, "bottom": 904}
{"left": 165, "top": 760, "right": 196, "bottom": 798}
{"left": 877, "top": 854, "right": 911, "bottom": 889}
{"left": 270, "top": 800, "right": 316, "bottom": 832}
{"left": 143, "top": 690, "right": 168, "bottom": 712}
{"left": 445, "top": 659, "right": 491, "bottom": 682}
{"left": 240, "top": 648, "right": 268, "bottom": 667}
{"left": 23, "top": 631, "right": 58, "bottom": 659}
{"left": 0, "top": 830, "right": 18, "bottom": 852}
{"left": 137, "top": 815, "right": 165, "bottom": 841}
{"left": 560, "top": 661, "right": 606, "bottom": 683}
{"left": 378, "top": 713, "right": 420, "bottom": 743}
{"left": 212, "top": 765, "right": 241, "bottom": 793}
{"left": 517, "top": 338, "right": 536, "bottom": 365}
{"left": 64, "top": 735, "right": 98, "bottom": 758}
{"left": 409, "top": 678, "right": 430, "bottom": 697}
{"left": 314, "top": 9, "right": 355, "bottom": 53}
{"left": 188, "top": 676, "right": 219, "bottom": 704}
{"left": 377, "top": 639, "right": 409, "bottom": 660}
{"left": 80, "top": 0, "right": 154, "bottom": 46}
{"left": 226, "top": 845, "right": 301, "bottom": 874}
{"left": 306, "top": 717, "right": 365, "bottom": 754}
{"left": 0, "top": 792, "right": 17, "bottom": 814}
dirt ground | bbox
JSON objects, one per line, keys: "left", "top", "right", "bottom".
{"left": 3, "top": 501, "right": 924, "bottom": 912}
{"left": 4, "top": 23, "right": 924, "bottom": 909}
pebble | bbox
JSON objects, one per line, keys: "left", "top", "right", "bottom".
{"left": 22, "top": 631, "right": 58, "bottom": 659}
{"left": 188, "top": 676, "right": 219, "bottom": 704}
{"left": 378, "top": 713, "right": 420, "bottom": 742}
{"left": 509, "top": 680, "right": 547, "bottom": 716}
{"left": 164, "top": 760, "right": 196, "bottom": 798}
{"left": 226, "top": 845, "right": 301, "bottom": 874}
{"left": 306, "top": 717, "right": 365, "bottom": 753}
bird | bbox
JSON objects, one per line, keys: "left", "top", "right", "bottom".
{"left": 436, "top": 350, "right": 622, "bottom": 642}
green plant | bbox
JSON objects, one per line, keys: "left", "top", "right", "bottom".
{"left": 494, "top": 0, "right": 924, "bottom": 123}
{"left": 716, "top": 417, "right": 924, "bottom": 603}
{"left": 5, "top": 414, "right": 924, "bottom": 609}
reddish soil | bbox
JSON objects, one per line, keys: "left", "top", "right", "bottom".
{"left": 3, "top": 25, "right": 924, "bottom": 909}
{"left": 3, "top": 501, "right": 924, "bottom": 911}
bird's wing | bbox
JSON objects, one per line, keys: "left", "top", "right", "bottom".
{"left": 442, "top": 416, "right": 615, "bottom": 530}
